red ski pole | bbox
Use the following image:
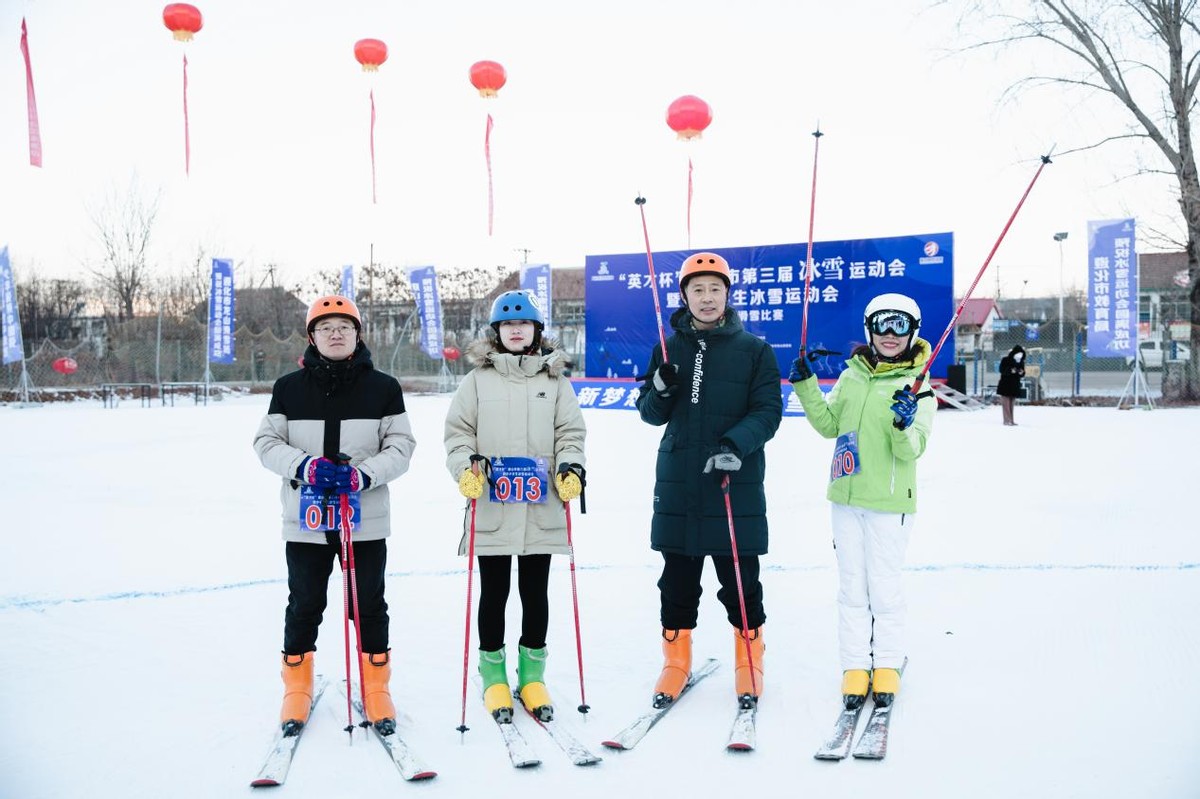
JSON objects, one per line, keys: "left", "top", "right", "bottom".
{"left": 911, "top": 152, "right": 1054, "bottom": 395}
{"left": 721, "top": 475, "right": 758, "bottom": 703}
{"left": 635, "top": 195, "right": 670, "bottom": 363}
{"left": 564, "top": 502, "right": 590, "bottom": 713}
{"left": 799, "top": 126, "right": 824, "bottom": 356}
{"left": 456, "top": 464, "right": 481, "bottom": 735}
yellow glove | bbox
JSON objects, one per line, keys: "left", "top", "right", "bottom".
{"left": 554, "top": 472, "right": 582, "bottom": 502}
{"left": 458, "top": 469, "right": 485, "bottom": 499}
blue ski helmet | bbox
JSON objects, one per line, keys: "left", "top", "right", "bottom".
{"left": 489, "top": 290, "right": 545, "bottom": 327}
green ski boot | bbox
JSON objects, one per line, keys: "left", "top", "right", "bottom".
{"left": 479, "top": 647, "right": 513, "bottom": 723}
{"left": 517, "top": 644, "right": 553, "bottom": 722}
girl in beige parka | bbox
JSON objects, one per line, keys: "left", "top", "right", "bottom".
{"left": 444, "top": 289, "right": 586, "bottom": 725}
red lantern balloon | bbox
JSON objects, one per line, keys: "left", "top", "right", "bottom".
{"left": 354, "top": 39, "right": 388, "bottom": 71}
{"left": 52, "top": 356, "right": 78, "bottom": 375}
{"left": 469, "top": 61, "right": 507, "bottom": 97}
{"left": 162, "top": 3, "right": 203, "bottom": 41}
{"left": 666, "top": 95, "right": 713, "bottom": 140}
{"left": 443, "top": 346, "right": 461, "bottom": 362}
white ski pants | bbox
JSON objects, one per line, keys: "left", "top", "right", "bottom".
{"left": 830, "top": 503, "right": 911, "bottom": 671}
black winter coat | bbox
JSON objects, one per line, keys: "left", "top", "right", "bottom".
{"left": 636, "top": 308, "right": 783, "bottom": 556}
{"left": 997, "top": 346, "right": 1026, "bottom": 398}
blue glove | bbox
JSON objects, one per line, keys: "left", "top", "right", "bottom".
{"left": 890, "top": 385, "right": 918, "bottom": 431}
{"left": 297, "top": 456, "right": 338, "bottom": 487}
{"left": 334, "top": 464, "right": 370, "bottom": 492}
{"left": 703, "top": 443, "right": 743, "bottom": 474}
{"left": 788, "top": 355, "right": 814, "bottom": 383}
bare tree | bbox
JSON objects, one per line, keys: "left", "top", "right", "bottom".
{"left": 16, "top": 273, "right": 88, "bottom": 342}
{"left": 956, "top": 0, "right": 1200, "bottom": 398}
{"left": 87, "top": 177, "right": 162, "bottom": 322}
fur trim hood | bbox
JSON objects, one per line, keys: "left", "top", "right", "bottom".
{"left": 464, "top": 335, "right": 571, "bottom": 377}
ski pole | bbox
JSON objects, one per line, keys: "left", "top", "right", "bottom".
{"left": 799, "top": 126, "right": 824, "bottom": 357}
{"left": 336, "top": 453, "right": 367, "bottom": 738}
{"left": 910, "top": 151, "right": 1054, "bottom": 395}
{"left": 634, "top": 195, "right": 670, "bottom": 363}
{"left": 721, "top": 475, "right": 759, "bottom": 701}
{"left": 456, "top": 460, "right": 482, "bottom": 735}
{"left": 564, "top": 502, "right": 590, "bottom": 713}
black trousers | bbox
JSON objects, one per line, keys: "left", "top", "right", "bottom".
{"left": 477, "top": 554, "right": 551, "bottom": 652}
{"left": 658, "top": 551, "right": 765, "bottom": 631}
{"left": 283, "top": 534, "right": 389, "bottom": 655}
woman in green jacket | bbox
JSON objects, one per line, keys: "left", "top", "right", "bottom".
{"left": 789, "top": 292, "right": 935, "bottom": 712}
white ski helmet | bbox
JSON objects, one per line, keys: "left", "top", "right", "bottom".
{"left": 863, "top": 293, "right": 921, "bottom": 342}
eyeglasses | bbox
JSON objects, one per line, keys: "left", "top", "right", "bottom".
{"left": 867, "top": 311, "right": 914, "bottom": 337}
{"left": 313, "top": 324, "right": 355, "bottom": 336}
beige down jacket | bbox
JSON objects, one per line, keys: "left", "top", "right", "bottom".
{"left": 444, "top": 338, "right": 586, "bottom": 556}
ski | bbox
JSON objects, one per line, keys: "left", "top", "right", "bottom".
{"left": 725, "top": 702, "right": 757, "bottom": 751}
{"left": 851, "top": 702, "right": 894, "bottom": 759}
{"left": 812, "top": 705, "right": 864, "bottom": 761}
{"left": 350, "top": 695, "right": 438, "bottom": 780}
{"left": 250, "top": 676, "right": 329, "bottom": 787}
{"left": 515, "top": 687, "right": 602, "bottom": 766}
{"left": 471, "top": 675, "right": 541, "bottom": 767}
{"left": 494, "top": 715, "right": 542, "bottom": 768}
{"left": 601, "top": 657, "right": 720, "bottom": 751}
{"left": 851, "top": 658, "right": 907, "bottom": 760}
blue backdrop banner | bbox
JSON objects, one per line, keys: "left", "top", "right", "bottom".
{"left": 584, "top": 234, "right": 954, "bottom": 381}
{"left": 409, "top": 265, "right": 444, "bottom": 359}
{"left": 520, "top": 264, "right": 552, "bottom": 333}
{"left": 341, "top": 265, "right": 355, "bottom": 303}
{"left": 0, "top": 246, "right": 24, "bottom": 365}
{"left": 1086, "top": 218, "right": 1136, "bottom": 357}
{"left": 207, "top": 258, "right": 236, "bottom": 365}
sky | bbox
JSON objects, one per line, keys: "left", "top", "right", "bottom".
{"left": 1, "top": 394, "right": 1198, "bottom": 798}
{"left": 0, "top": 0, "right": 1187, "bottom": 298}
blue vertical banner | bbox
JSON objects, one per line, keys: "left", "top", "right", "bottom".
{"left": 408, "top": 265, "right": 445, "bottom": 359}
{"left": 341, "top": 264, "right": 355, "bottom": 302}
{"left": 207, "top": 258, "right": 236, "bottom": 365}
{"left": 0, "top": 246, "right": 25, "bottom": 365}
{"left": 1086, "top": 218, "right": 1136, "bottom": 358}
{"left": 519, "top": 263, "right": 552, "bottom": 333}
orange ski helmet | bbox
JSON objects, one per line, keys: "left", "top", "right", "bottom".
{"left": 678, "top": 252, "right": 731, "bottom": 291}
{"left": 306, "top": 295, "right": 362, "bottom": 335}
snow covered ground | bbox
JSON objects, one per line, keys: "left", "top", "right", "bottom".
{"left": 1, "top": 393, "right": 1197, "bottom": 798}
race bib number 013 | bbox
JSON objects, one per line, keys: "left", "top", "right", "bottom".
{"left": 298, "top": 486, "right": 362, "bottom": 532}
{"left": 830, "top": 432, "right": 862, "bottom": 481}
{"left": 489, "top": 456, "right": 549, "bottom": 504}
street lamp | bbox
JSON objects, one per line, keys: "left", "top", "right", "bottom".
{"left": 1053, "top": 232, "right": 1068, "bottom": 343}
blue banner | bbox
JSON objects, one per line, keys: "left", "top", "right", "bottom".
{"left": 569, "top": 377, "right": 824, "bottom": 417}
{"left": 408, "top": 265, "right": 444, "bottom": 359}
{"left": 520, "top": 264, "right": 552, "bottom": 333}
{"left": 207, "top": 258, "right": 236, "bottom": 364}
{"left": 0, "top": 246, "right": 24, "bottom": 365}
{"left": 584, "top": 234, "right": 955, "bottom": 380}
{"left": 341, "top": 264, "right": 355, "bottom": 303}
{"left": 1086, "top": 218, "right": 1136, "bottom": 358}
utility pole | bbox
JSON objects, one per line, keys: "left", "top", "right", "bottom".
{"left": 1054, "top": 232, "right": 1068, "bottom": 344}
{"left": 368, "top": 242, "right": 374, "bottom": 340}
{"left": 514, "top": 247, "right": 531, "bottom": 265}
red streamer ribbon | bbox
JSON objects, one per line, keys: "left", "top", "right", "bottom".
{"left": 20, "top": 18, "right": 42, "bottom": 168}
{"left": 370, "top": 89, "right": 377, "bottom": 204}
{"left": 182, "top": 54, "right": 191, "bottom": 176}
{"left": 485, "top": 113, "right": 494, "bottom": 236}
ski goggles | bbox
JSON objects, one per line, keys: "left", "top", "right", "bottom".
{"left": 867, "top": 311, "right": 915, "bottom": 337}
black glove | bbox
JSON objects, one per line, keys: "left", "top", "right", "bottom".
{"left": 703, "top": 443, "right": 743, "bottom": 474}
{"left": 890, "top": 385, "right": 918, "bottom": 431}
{"left": 788, "top": 355, "right": 814, "bottom": 383}
{"left": 652, "top": 363, "right": 679, "bottom": 396}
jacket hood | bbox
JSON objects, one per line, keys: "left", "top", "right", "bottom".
{"left": 464, "top": 335, "right": 571, "bottom": 377}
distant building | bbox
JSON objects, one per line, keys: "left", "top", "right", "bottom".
{"left": 1138, "top": 252, "right": 1193, "bottom": 341}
